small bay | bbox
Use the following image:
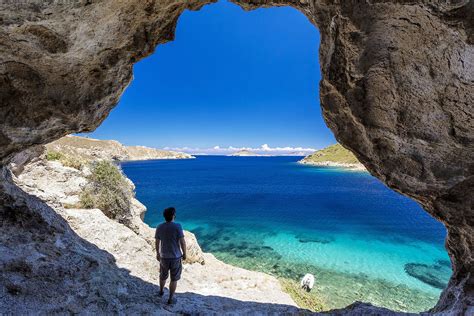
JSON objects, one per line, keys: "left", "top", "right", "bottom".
{"left": 121, "top": 156, "right": 451, "bottom": 312}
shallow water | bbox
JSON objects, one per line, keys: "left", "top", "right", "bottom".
{"left": 121, "top": 156, "right": 451, "bottom": 311}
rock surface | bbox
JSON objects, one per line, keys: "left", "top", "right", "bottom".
{"left": 14, "top": 155, "right": 205, "bottom": 265}
{"left": 0, "top": 167, "right": 300, "bottom": 315}
{"left": 46, "top": 135, "right": 194, "bottom": 161}
{"left": 62, "top": 207, "right": 296, "bottom": 309}
{"left": 0, "top": 0, "right": 473, "bottom": 314}
{"left": 2, "top": 151, "right": 300, "bottom": 314}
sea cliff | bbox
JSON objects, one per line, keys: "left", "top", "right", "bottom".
{"left": 8, "top": 143, "right": 299, "bottom": 314}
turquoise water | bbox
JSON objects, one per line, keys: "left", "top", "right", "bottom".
{"left": 121, "top": 156, "right": 451, "bottom": 311}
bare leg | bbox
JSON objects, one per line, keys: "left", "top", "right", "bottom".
{"left": 168, "top": 281, "right": 177, "bottom": 303}
{"left": 159, "top": 278, "right": 166, "bottom": 296}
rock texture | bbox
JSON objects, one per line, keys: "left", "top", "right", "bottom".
{"left": 2, "top": 150, "right": 300, "bottom": 314}
{"left": 1, "top": 166, "right": 301, "bottom": 314}
{"left": 46, "top": 135, "right": 194, "bottom": 161}
{"left": 14, "top": 154, "right": 205, "bottom": 265}
{"left": 0, "top": 0, "right": 473, "bottom": 314}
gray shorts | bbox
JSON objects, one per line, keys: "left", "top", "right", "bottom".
{"left": 160, "top": 258, "right": 182, "bottom": 281}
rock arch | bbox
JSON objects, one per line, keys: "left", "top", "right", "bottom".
{"left": 0, "top": 0, "right": 472, "bottom": 314}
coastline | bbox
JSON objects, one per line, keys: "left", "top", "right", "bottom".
{"left": 132, "top": 156, "right": 446, "bottom": 313}
{"left": 45, "top": 135, "right": 195, "bottom": 162}
{"left": 8, "top": 149, "right": 445, "bottom": 313}
{"left": 298, "top": 160, "right": 367, "bottom": 171}
{"left": 11, "top": 148, "right": 302, "bottom": 313}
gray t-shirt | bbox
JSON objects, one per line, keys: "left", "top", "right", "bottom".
{"left": 155, "top": 222, "right": 185, "bottom": 259}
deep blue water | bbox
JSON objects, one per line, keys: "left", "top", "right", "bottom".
{"left": 121, "top": 156, "right": 450, "bottom": 311}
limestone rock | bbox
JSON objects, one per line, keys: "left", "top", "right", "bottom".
{"left": 14, "top": 151, "right": 205, "bottom": 265}
{"left": 15, "top": 159, "right": 88, "bottom": 207}
{"left": 183, "top": 231, "right": 206, "bottom": 265}
{"left": 2, "top": 160, "right": 299, "bottom": 314}
{"left": 8, "top": 145, "right": 45, "bottom": 176}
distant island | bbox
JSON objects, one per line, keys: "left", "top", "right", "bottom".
{"left": 299, "top": 144, "right": 366, "bottom": 171}
{"left": 46, "top": 135, "right": 195, "bottom": 162}
{"left": 229, "top": 150, "right": 268, "bottom": 157}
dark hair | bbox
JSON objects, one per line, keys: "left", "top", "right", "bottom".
{"left": 163, "top": 207, "right": 176, "bottom": 222}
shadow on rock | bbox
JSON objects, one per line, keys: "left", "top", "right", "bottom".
{"left": 0, "top": 168, "right": 302, "bottom": 314}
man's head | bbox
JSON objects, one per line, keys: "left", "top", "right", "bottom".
{"left": 163, "top": 207, "right": 176, "bottom": 222}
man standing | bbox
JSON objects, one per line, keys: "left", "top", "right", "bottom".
{"left": 155, "top": 207, "right": 187, "bottom": 305}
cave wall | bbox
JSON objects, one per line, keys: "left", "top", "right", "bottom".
{"left": 0, "top": 0, "right": 472, "bottom": 314}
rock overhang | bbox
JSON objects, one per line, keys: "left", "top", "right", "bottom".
{"left": 0, "top": 0, "right": 473, "bottom": 314}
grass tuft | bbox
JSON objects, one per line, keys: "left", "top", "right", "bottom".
{"left": 46, "top": 150, "right": 85, "bottom": 170}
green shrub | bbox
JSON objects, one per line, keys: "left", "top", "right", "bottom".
{"left": 79, "top": 161, "right": 132, "bottom": 221}
{"left": 46, "top": 151, "right": 64, "bottom": 161}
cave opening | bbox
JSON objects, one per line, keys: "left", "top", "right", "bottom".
{"left": 3, "top": 0, "right": 470, "bottom": 314}
{"left": 77, "top": 1, "right": 452, "bottom": 312}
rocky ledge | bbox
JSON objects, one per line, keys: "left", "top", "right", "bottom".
{"left": 3, "top": 146, "right": 300, "bottom": 314}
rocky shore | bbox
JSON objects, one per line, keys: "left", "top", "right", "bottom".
{"left": 7, "top": 145, "right": 300, "bottom": 314}
{"left": 299, "top": 160, "right": 366, "bottom": 171}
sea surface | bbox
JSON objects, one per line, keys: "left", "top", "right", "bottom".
{"left": 121, "top": 156, "right": 451, "bottom": 312}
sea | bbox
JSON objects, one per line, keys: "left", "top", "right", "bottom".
{"left": 121, "top": 156, "right": 451, "bottom": 312}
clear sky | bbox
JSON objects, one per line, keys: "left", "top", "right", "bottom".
{"left": 86, "top": 0, "right": 336, "bottom": 154}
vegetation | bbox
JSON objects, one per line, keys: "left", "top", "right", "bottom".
{"left": 46, "top": 150, "right": 85, "bottom": 170}
{"left": 79, "top": 161, "right": 133, "bottom": 221}
{"left": 301, "top": 143, "right": 360, "bottom": 164}
{"left": 280, "top": 278, "right": 326, "bottom": 312}
{"left": 46, "top": 150, "right": 64, "bottom": 161}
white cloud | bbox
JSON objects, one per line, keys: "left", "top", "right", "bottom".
{"left": 261, "top": 144, "right": 271, "bottom": 151}
{"left": 163, "top": 144, "right": 317, "bottom": 156}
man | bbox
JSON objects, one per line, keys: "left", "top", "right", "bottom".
{"left": 155, "top": 207, "right": 187, "bottom": 305}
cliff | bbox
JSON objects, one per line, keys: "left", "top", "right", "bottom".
{"left": 299, "top": 144, "right": 366, "bottom": 171}
{"left": 46, "top": 135, "right": 194, "bottom": 162}
{"left": 5, "top": 146, "right": 299, "bottom": 314}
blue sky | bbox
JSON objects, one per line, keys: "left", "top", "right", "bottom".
{"left": 86, "top": 0, "right": 335, "bottom": 154}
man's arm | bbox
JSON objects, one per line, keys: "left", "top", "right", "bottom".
{"left": 155, "top": 238, "right": 161, "bottom": 261}
{"left": 179, "top": 237, "right": 187, "bottom": 261}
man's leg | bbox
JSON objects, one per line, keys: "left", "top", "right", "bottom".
{"left": 159, "top": 259, "right": 169, "bottom": 297}
{"left": 167, "top": 258, "right": 182, "bottom": 304}
{"left": 168, "top": 280, "right": 177, "bottom": 303}
{"left": 159, "top": 278, "right": 166, "bottom": 296}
